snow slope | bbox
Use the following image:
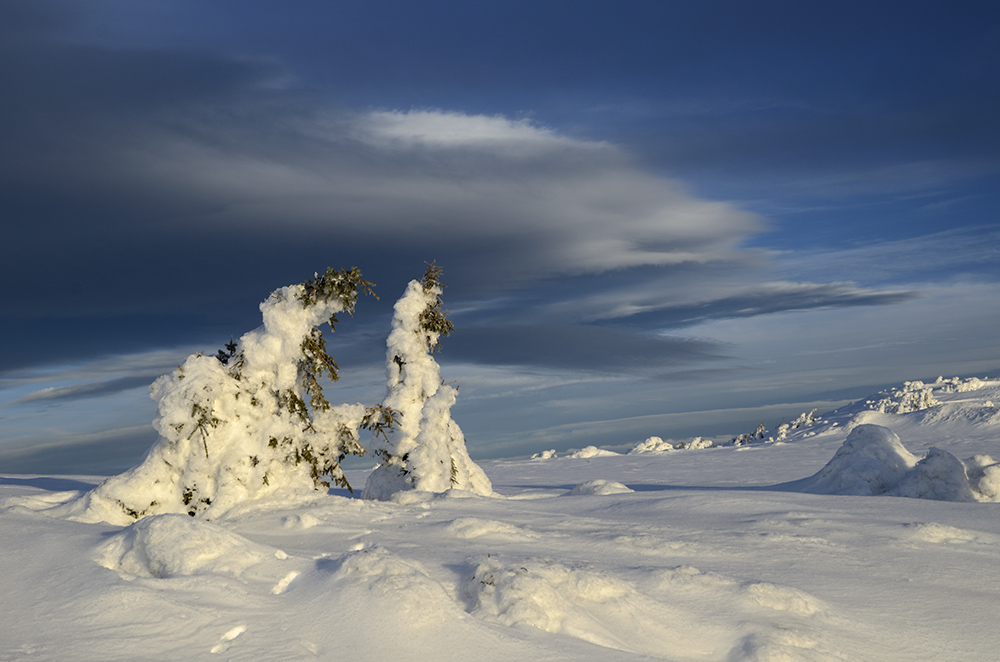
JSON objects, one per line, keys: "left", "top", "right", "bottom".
{"left": 2, "top": 377, "right": 999, "bottom": 661}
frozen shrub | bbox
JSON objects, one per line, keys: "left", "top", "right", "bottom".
{"left": 63, "top": 268, "right": 395, "bottom": 524}
{"left": 363, "top": 264, "right": 492, "bottom": 500}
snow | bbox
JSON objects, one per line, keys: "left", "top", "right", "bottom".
{"left": 567, "top": 479, "right": 634, "bottom": 495}
{"left": 363, "top": 275, "right": 493, "bottom": 500}
{"left": 54, "top": 271, "right": 385, "bottom": 525}
{"left": 567, "top": 445, "right": 621, "bottom": 459}
{"left": 3, "top": 376, "right": 1000, "bottom": 660}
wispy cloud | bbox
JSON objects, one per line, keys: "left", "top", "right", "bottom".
{"left": 15, "top": 376, "right": 155, "bottom": 404}
{"left": 355, "top": 110, "right": 589, "bottom": 152}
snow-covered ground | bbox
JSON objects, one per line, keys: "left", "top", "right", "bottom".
{"left": 2, "top": 377, "right": 999, "bottom": 661}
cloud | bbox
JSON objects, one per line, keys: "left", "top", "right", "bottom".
{"left": 0, "top": 425, "right": 158, "bottom": 475}
{"left": 588, "top": 282, "right": 921, "bottom": 328}
{"left": 355, "top": 110, "right": 587, "bottom": 152}
{"left": 15, "top": 376, "right": 156, "bottom": 404}
{"left": 445, "top": 324, "right": 726, "bottom": 373}
{"left": 0, "top": 4, "right": 943, "bottom": 392}
{"left": 774, "top": 226, "right": 1000, "bottom": 286}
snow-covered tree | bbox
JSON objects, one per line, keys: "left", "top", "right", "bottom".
{"left": 362, "top": 264, "right": 493, "bottom": 500}
{"left": 65, "top": 267, "right": 395, "bottom": 525}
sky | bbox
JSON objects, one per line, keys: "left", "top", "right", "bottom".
{"left": 2, "top": 0, "right": 999, "bottom": 474}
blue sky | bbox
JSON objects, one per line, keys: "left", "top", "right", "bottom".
{"left": 2, "top": 0, "right": 999, "bottom": 474}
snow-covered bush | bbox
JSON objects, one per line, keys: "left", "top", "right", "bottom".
{"left": 628, "top": 437, "right": 674, "bottom": 454}
{"left": 679, "top": 436, "right": 716, "bottom": 450}
{"left": 567, "top": 446, "right": 621, "bottom": 459}
{"left": 772, "top": 409, "right": 819, "bottom": 441}
{"left": 63, "top": 268, "right": 395, "bottom": 525}
{"left": 628, "top": 435, "right": 715, "bottom": 454}
{"left": 362, "top": 265, "right": 492, "bottom": 500}
{"left": 863, "top": 381, "right": 940, "bottom": 414}
{"left": 732, "top": 423, "right": 768, "bottom": 446}
{"left": 936, "top": 375, "right": 986, "bottom": 393}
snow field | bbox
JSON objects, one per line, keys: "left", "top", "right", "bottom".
{"left": 2, "top": 376, "right": 999, "bottom": 660}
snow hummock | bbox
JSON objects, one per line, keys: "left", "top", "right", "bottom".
{"left": 567, "top": 479, "right": 634, "bottom": 495}
{"left": 789, "top": 383, "right": 1000, "bottom": 502}
{"left": 567, "top": 446, "right": 621, "bottom": 459}
{"left": 628, "top": 436, "right": 675, "bottom": 454}
{"left": 97, "top": 513, "right": 270, "bottom": 578}
{"left": 795, "top": 424, "right": 918, "bottom": 496}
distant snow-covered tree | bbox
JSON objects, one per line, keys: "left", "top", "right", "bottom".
{"left": 362, "top": 264, "right": 493, "bottom": 500}
{"left": 64, "top": 267, "right": 395, "bottom": 525}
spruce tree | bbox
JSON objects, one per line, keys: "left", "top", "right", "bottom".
{"left": 68, "top": 267, "right": 395, "bottom": 524}
{"left": 362, "top": 264, "right": 492, "bottom": 499}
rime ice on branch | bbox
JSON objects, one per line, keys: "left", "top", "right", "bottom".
{"left": 362, "top": 264, "right": 493, "bottom": 500}
{"left": 64, "top": 267, "right": 394, "bottom": 525}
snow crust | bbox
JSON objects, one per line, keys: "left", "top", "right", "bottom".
{"left": 3, "top": 376, "right": 1000, "bottom": 660}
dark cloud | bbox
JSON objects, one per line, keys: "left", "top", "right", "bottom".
{"left": 0, "top": 426, "right": 157, "bottom": 475}
{"left": 604, "top": 284, "right": 922, "bottom": 329}
{"left": 446, "top": 324, "right": 725, "bottom": 373}
{"left": 2, "top": 0, "right": 995, "bottom": 474}
{"left": 0, "top": 14, "right": 767, "bottom": 375}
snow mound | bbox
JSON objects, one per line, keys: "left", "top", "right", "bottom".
{"left": 895, "top": 447, "right": 977, "bottom": 501}
{"left": 567, "top": 480, "right": 634, "bottom": 496}
{"left": 463, "top": 556, "right": 694, "bottom": 657}
{"left": 797, "top": 424, "right": 1000, "bottom": 502}
{"left": 628, "top": 436, "right": 674, "bottom": 454}
{"left": 678, "top": 436, "right": 715, "bottom": 450}
{"left": 566, "top": 446, "right": 620, "bottom": 459}
{"left": 97, "top": 513, "right": 269, "bottom": 578}
{"left": 330, "top": 546, "right": 454, "bottom": 615}
{"left": 462, "top": 556, "right": 838, "bottom": 660}
{"left": 446, "top": 517, "right": 537, "bottom": 539}
{"left": 744, "top": 581, "right": 826, "bottom": 617}
{"left": 798, "top": 424, "right": 918, "bottom": 496}
{"left": 628, "top": 436, "right": 718, "bottom": 454}
{"left": 530, "top": 449, "right": 557, "bottom": 460}
{"left": 905, "top": 522, "right": 980, "bottom": 544}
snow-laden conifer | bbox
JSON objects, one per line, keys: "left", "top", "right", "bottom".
{"left": 61, "top": 268, "right": 394, "bottom": 525}
{"left": 362, "top": 264, "right": 492, "bottom": 499}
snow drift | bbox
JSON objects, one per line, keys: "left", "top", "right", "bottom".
{"left": 795, "top": 423, "right": 1000, "bottom": 502}
{"left": 3, "top": 375, "right": 1000, "bottom": 660}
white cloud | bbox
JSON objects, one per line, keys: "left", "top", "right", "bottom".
{"left": 355, "top": 109, "right": 587, "bottom": 151}
{"left": 101, "top": 106, "right": 764, "bottom": 279}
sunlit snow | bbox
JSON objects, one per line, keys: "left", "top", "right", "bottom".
{"left": 2, "top": 376, "right": 1000, "bottom": 660}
